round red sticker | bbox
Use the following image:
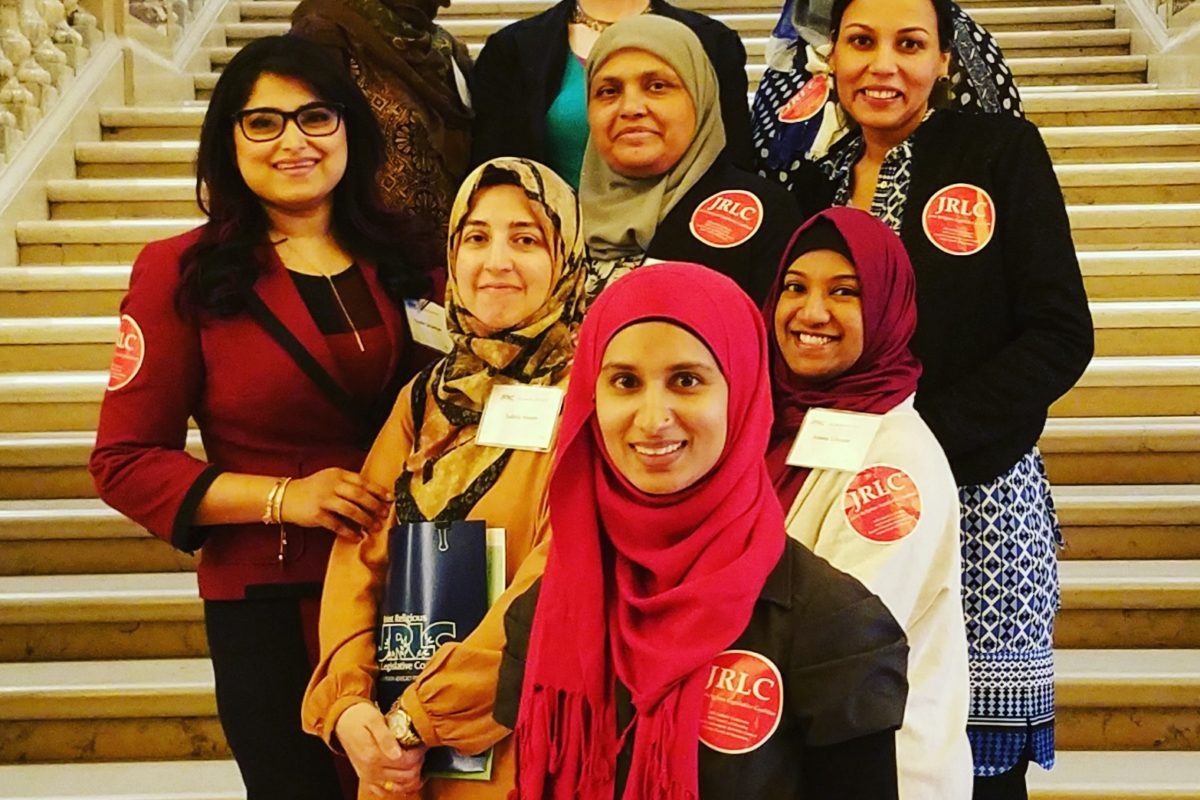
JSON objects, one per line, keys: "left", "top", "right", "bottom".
{"left": 842, "top": 465, "right": 922, "bottom": 543}
{"left": 922, "top": 183, "right": 996, "bottom": 256}
{"left": 689, "top": 190, "right": 764, "bottom": 249}
{"left": 107, "top": 314, "right": 145, "bottom": 391}
{"left": 699, "top": 650, "right": 784, "bottom": 754}
{"left": 777, "top": 74, "right": 829, "bottom": 124}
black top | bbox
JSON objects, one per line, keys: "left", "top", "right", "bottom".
{"left": 792, "top": 112, "right": 1094, "bottom": 485}
{"left": 469, "top": 0, "right": 754, "bottom": 172}
{"left": 647, "top": 157, "right": 802, "bottom": 305}
{"left": 495, "top": 539, "right": 908, "bottom": 799}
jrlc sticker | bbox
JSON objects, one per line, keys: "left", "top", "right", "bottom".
{"left": 922, "top": 183, "right": 996, "bottom": 256}
{"left": 107, "top": 314, "right": 145, "bottom": 391}
{"left": 777, "top": 74, "right": 829, "bottom": 123}
{"left": 842, "top": 465, "right": 922, "bottom": 544}
{"left": 699, "top": 650, "right": 784, "bottom": 754}
{"left": 689, "top": 190, "right": 764, "bottom": 249}
{"left": 404, "top": 299, "right": 454, "bottom": 354}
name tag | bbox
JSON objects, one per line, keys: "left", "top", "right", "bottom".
{"left": 785, "top": 407, "right": 883, "bottom": 472}
{"left": 404, "top": 300, "right": 454, "bottom": 354}
{"left": 476, "top": 384, "right": 565, "bottom": 452}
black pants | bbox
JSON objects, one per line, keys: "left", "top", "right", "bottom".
{"left": 205, "top": 596, "right": 345, "bottom": 800}
{"left": 973, "top": 758, "right": 1029, "bottom": 800}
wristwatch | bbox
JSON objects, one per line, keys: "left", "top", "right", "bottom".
{"left": 385, "top": 704, "right": 424, "bottom": 748}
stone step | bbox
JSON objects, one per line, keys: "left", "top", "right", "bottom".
{"left": 0, "top": 572, "right": 205, "bottom": 662}
{"left": 1088, "top": 299, "right": 1200, "bottom": 357}
{"left": 0, "top": 266, "right": 128, "bottom": 317}
{"left": 47, "top": 178, "right": 199, "bottom": 220}
{"left": 1028, "top": 751, "right": 1200, "bottom": 800}
{"left": 197, "top": 51, "right": 1150, "bottom": 98}
{"left": 1078, "top": 250, "right": 1200, "bottom": 300}
{"left": 1045, "top": 124, "right": 1200, "bottom": 164}
{"left": 74, "top": 140, "right": 197, "bottom": 179}
{"left": 223, "top": 7, "right": 1119, "bottom": 49}
{"left": 206, "top": 26, "right": 1133, "bottom": 73}
{"left": 1057, "top": 560, "right": 1200, "bottom": 650}
{"left": 19, "top": 201, "right": 1194, "bottom": 264}
{"left": 1026, "top": 89, "right": 1200, "bottom": 127}
{"left": 1054, "top": 356, "right": 1200, "bottom": 417}
{"left": 0, "top": 317, "right": 117, "bottom": 375}
{"left": 0, "top": 658, "right": 225, "bottom": 763}
{"left": 1042, "top": 416, "right": 1200, "bottom": 484}
{"left": 1056, "top": 162, "right": 1200, "bottom": 205}
{"left": 0, "top": 372, "right": 106, "bottom": 433}
{"left": 1056, "top": 649, "right": 1200, "bottom": 751}
{"left": 0, "top": 646, "right": 1191, "bottom": 762}
{"left": 1069, "top": 203, "right": 1200, "bottom": 249}
{"left": 16, "top": 218, "right": 200, "bottom": 265}
{"left": 2, "top": 751, "right": 1194, "bottom": 800}
{"left": 1054, "top": 484, "right": 1200, "bottom": 561}
{"left": 0, "top": 498, "right": 195, "bottom": 577}
{"left": 0, "top": 760, "right": 245, "bottom": 800}
{"left": 0, "top": 429, "right": 204, "bottom": 502}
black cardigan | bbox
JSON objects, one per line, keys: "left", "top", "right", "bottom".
{"left": 646, "top": 157, "right": 802, "bottom": 305}
{"left": 469, "top": 0, "right": 754, "bottom": 171}
{"left": 495, "top": 539, "right": 907, "bottom": 799}
{"left": 793, "top": 112, "right": 1094, "bottom": 485}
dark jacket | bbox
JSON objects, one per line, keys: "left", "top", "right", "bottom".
{"left": 495, "top": 539, "right": 908, "bottom": 799}
{"left": 648, "top": 157, "right": 802, "bottom": 304}
{"left": 89, "top": 227, "right": 423, "bottom": 600}
{"left": 469, "top": 0, "right": 754, "bottom": 171}
{"left": 793, "top": 112, "right": 1094, "bottom": 485}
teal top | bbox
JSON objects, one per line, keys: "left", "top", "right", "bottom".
{"left": 544, "top": 54, "right": 590, "bottom": 190}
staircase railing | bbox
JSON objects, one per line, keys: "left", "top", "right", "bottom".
{"left": 0, "top": 0, "right": 215, "bottom": 169}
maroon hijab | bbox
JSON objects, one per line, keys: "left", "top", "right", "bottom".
{"left": 763, "top": 207, "right": 923, "bottom": 508}
{"left": 513, "top": 263, "right": 785, "bottom": 800}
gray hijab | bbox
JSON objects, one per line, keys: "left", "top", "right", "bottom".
{"left": 579, "top": 16, "right": 727, "bottom": 264}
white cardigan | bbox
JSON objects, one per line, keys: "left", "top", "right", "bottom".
{"left": 784, "top": 396, "right": 974, "bottom": 799}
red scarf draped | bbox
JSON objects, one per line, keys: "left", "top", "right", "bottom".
{"left": 763, "top": 207, "right": 923, "bottom": 509}
{"left": 512, "top": 263, "right": 786, "bottom": 800}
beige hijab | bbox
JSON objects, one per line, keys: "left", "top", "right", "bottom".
{"left": 580, "top": 16, "right": 727, "bottom": 274}
{"left": 396, "top": 158, "right": 587, "bottom": 522}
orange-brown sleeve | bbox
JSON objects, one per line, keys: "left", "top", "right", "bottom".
{"left": 398, "top": 512, "right": 552, "bottom": 754}
{"left": 302, "top": 382, "right": 417, "bottom": 747}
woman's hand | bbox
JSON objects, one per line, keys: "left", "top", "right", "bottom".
{"left": 282, "top": 468, "right": 393, "bottom": 538}
{"left": 334, "top": 702, "right": 426, "bottom": 796}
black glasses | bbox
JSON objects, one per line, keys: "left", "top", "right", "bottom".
{"left": 232, "top": 102, "right": 345, "bottom": 142}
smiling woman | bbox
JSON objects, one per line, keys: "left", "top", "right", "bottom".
{"left": 788, "top": 1, "right": 1096, "bottom": 793}
{"left": 579, "top": 16, "right": 801, "bottom": 304}
{"left": 90, "top": 35, "right": 438, "bottom": 800}
{"left": 302, "top": 157, "right": 589, "bottom": 800}
{"left": 765, "top": 208, "right": 973, "bottom": 799}
{"left": 494, "top": 263, "right": 910, "bottom": 800}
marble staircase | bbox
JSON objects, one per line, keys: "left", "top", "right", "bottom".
{"left": 0, "top": 0, "right": 1197, "bottom": 798}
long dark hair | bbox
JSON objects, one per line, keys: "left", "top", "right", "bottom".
{"left": 830, "top": 0, "right": 954, "bottom": 51}
{"left": 177, "top": 35, "right": 432, "bottom": 318}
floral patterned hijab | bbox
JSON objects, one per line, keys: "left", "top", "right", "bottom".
{"left": 396, "top": 158, "right": 587, "bottom": 521}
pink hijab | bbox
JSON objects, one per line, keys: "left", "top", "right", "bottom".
{"left": 513, "top": 263, "right": 785, "bottom": 800}
{"left": 763, "top": 207, "right": 923, "bottom": 508}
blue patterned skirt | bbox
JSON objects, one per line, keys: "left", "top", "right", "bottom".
{"left": 958, "top": 447, "right": 1061, "bottom": 776}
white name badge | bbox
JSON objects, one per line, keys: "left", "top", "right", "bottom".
{"left": 404, "top": 300, "right": 454, "bottom": 353}
{"left": 786, "top": 408, "right": 883, "bottom": 473}
{"left": 476, "top": 384, "right": 566, "bottom": 452}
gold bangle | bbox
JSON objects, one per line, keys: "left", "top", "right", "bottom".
{"left": 274, "top": 477, "right": 293, "bottom": 525}
{"left": 262, "top": 478, "right": 286, "bottom": 525}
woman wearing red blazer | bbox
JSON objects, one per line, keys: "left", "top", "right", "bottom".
{"left": 89, "top": 36, "right": 436, "bottom": 800}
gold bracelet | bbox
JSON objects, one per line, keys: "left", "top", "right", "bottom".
{"left": 262, "top": 478, "right": 286, "bottom": 525}
{"left": 275, "top": 477, "right": 293, "bottom": 563}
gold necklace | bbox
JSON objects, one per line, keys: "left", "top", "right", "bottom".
{"left": 274, "top": 236, "right": 366, "bottom": 353}
{"left": 570, "top": 0, "right": 651, "bottom": 32}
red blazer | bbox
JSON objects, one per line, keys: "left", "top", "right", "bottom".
{"left": 91, "top": 226, "right": 426, "bottom": 600}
